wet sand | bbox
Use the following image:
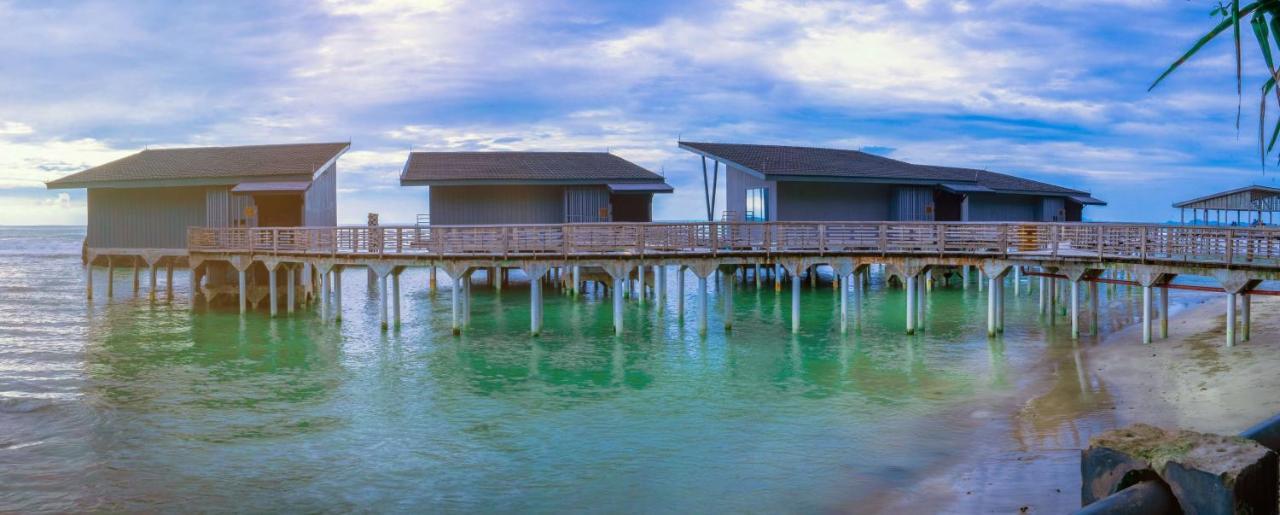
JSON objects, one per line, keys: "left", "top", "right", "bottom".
{"left": 883, "top": 293, "right": 1280, "bottom": 513}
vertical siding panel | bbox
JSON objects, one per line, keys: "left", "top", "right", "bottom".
{"left": 565, "top": 186, "right": 610, "bottom": 222}
{"left": 304, "top": 163, "right": 337, "bottom": 226}
{"left": 429, "top": 185, "right": 566, "bottom": 225}
{"left": 87, "top": 186, "right": 207, "bottom": 249}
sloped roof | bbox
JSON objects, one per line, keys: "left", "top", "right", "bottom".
{"left": 46, "top": 142, "right": 350, "bottom": 189}
{"left": 400, "top": 151, "right": 668, "bottom": 185}
{"left": 1172, "top": 185, "right": 1280, "bottom": 209}
{"left": 679, "top": 141, "right": 1099, "bottom": 201}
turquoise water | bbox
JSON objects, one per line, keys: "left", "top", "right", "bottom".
{"left": 0, "top": 226, "right": 1206, "bottom": 512}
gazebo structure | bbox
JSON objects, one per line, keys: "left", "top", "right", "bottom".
{"left": 1172, "top": 185, "right": 1280, "bottom": 226}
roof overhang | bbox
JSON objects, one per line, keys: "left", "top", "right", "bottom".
{"left": 1069, "top": 194, "right": 1107, "bottom": 206}
{"left": 401, "top": 178, "right": 663, "bottom": 187}
{"left": 678, "top": 142, "right": 767, "bottom": 179}
{"left": 938, "top": 182, "right": 994, "bottom": 194}
{"left": 232, "top": 181, "right": 311, "bottom": 194}
{"left": 607, "top": 182, "right": 673, "bottom": 194}
{"left": 46, "top": 174, "right": 316, "bottom": 190}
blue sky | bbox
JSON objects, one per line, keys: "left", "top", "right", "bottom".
{"left": 0, "top": 0, "right": 1274, "bottom": 224}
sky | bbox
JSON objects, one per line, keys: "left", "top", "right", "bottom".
{"left": 0, "top": 0, "right": 1276, "bottom": 225}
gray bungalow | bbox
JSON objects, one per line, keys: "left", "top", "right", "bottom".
{"left": 47, "top": 142, "right": 348, "bottom": 304}
{"left": 679, "top": 142, "right": 1105, "bottom": 222}
{"left": 400, "top": 151, "right": 673, "bottom": 224}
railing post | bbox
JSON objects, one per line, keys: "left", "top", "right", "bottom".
{"left": 937, "top": 224, "right": 946, "bottom": 256}
{"left": 710, "top": 222, "right": 718, "bottom": 256}
{"left": 638, "top": 224, "right": 646, "bottom": 256}
{"left": 1097, "top": 225, "right": 1105, "bottom": 260}
{"left": 248, "top": 228, "right": 256, "bottom": 254}
{"left": 878, "top": 223, "right": 887, "bottom": 256}
{"left": 999, "top": 225, "right": 1008, "bottom": 258}
{"left": 1226, "top": 229, "right": 1235, "bottom": 265}
{"left": 818, "top": 223, "right": 826, "bottom": 255}
{"left": 1139, "top": 226, "right": 1147, "bottom": 262}
{"left": 272, "top": 228, "right": 278, "bottom": 255}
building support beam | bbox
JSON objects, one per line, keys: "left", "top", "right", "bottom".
{"left": 572, "top": 266, "right": 580, "bottom": 297}
{"left": 148, "top": 262, "right": 158, "bottom": 302}
{"left": 676, "top": 266, "right": 685, "bottom": 321}
{"left": 637, "top": 265, "right": 645, "bottom": 305}
{"left": 1142, "top": 285, "right": 1153, "bottom": 344}
{"left": 107, "top": 257, "right": 115, "bottom": 298}
{"left": 655, "top": 265, "right": 666, "bottom": 313}
{"left": 613, "top": 277, "right": 625, "bottom": 334}
{"left": 1070, "top": 279, "right": 1080, "bottom": 339}
{"left": 132, "top": 258, "right": 140, "bottom": 296}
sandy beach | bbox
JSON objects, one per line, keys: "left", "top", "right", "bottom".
{"left": 885, "top": 293, "right": 1280, "bottom": 513}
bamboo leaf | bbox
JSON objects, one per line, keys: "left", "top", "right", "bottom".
{"left": 1149, "top": 1, "right": 1261, "bottom": 92}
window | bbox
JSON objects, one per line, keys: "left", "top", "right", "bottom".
{"left": 745, "top": 187, "right": 769, "bottom": 222}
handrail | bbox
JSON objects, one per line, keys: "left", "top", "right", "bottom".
{"left": 184, "top": 221, "right": 1280, "bottom": 269}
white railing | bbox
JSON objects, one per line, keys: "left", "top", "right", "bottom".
{"left": 185, "top": 222, "right": 1280, "bottom": 268}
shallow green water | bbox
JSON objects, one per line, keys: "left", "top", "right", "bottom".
{"left": 0, "top": 226, "right": 1198, "bottom": 512}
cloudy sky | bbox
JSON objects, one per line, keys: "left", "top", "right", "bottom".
{"left": 0, "top": 0, "right": 1273, "bottom": 224}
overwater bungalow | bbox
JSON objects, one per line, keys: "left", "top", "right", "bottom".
{"left": 1172, "top": 185, "right": 1280, "bottom": 225}
{"left": 678, "top": 142, "right": 1105, "bottom": 222}
{"left": 46, "top": 141, "right": 350, "bottom": 303}
{"left": 399, "top": 151, "right": 673, "bottom": 224}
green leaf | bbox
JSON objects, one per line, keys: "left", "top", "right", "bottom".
{"left": 1149, "top": 1, "right": 1262, "bottom": 92}
{"left": 1254, "top": 11, "right": 1274, "bottom": 70}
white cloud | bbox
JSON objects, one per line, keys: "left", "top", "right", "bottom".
{"left": 0, "top": 121, "right": 33, "bottom": 135}
{"left": 0, "top": 135, "right": 134, "bottom": 189}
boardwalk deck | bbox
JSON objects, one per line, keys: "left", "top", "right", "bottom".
{"left": 188, "top": 221, "right": 1280, "bottom": 270}
{"left": 175, "top": 221, "right": 1280, "bottom": 346}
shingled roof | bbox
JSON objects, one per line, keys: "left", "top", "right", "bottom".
{"left": 679, "top": 141, "right": 1098, "bottom": 200}
{"left": 46, "top": 142, "right": 350, "bottom": 189}
{"left": 400, "top": 151, "right": 668, "bottom": 185}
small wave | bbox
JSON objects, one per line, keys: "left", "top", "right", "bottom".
{"left": 0, "top": 397, "right": 55, "bottom": 413}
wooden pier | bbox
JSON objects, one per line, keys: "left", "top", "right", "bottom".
{"left": 167, "top": 221, "right": 1280, "bottom": 345}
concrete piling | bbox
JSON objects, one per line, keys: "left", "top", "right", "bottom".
{"left": 906, "top": 275, "right": 917, "bottom": 335}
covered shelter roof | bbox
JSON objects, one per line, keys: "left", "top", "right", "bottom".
{"left": 1172, "top": 185, "right": 1280, "bottom": 211}
{"left": 46, "top": 142, "right": 350, "bottom": 189}
{"left": 399, "top": 151, "right": 671, "bottom": 190}
{"left": 679, "top": 141, "right": 1103, "bottom": 203}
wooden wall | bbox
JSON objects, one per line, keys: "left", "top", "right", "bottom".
{"left": 87, "top": 187, "right": 207, "bottom": 249}
{"left": 304, "top": 163, "right": 337, "bottom": 226}
{"left": 429, "top": 185, "right": 565, "bottom": 225}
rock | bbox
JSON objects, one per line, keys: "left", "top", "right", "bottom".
{"left": 1081, "top": 423, "right": 1279, "bottom": 514}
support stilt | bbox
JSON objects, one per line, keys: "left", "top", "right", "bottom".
{"left": 165, "top": 260, "right": 174, "bottom": 301}
{"left": 148, "top": 263, "right": 158, "bottom": 302}
{"left": 1070, "top": 279, "right": 1080, "bottom": 339}
{"left": 333, "top": 267, "right": 343, "bottom": 321}
{"left": 531, "top": 275, "right": 543, "bottom": 336}
{"left": 287, "top": 265, "right": 296, "bottom": 314}
{"left": 1090, "top": 280, "right": 1100, "bottom": 336}
{"left": 840, "top": 272, "right": 850, "bottom": 334}
{"left": 723, "top": 267, "right": 733, "bottom": 331}
{"left": 791, "top": 268, "right": 802, "bottom": 334}
{"left": 1242, "top": 292, "right": 1251, "bottom": 341}
{"left": 996, "top": 278, "right": 1005, "bottom": 333}
{"left": 656, "top": 266, "right": 666, "bottom": 313}
{"left": 613, "top": 277, "right": 625, "bottom": 335}
{"left": 1141, "top": 285, "right": 1152, "bottom": 344}
{"left": 572, "top": 266, "right": 580, "bottom": 297}
{"left": 451, "top": 274, "right": 462, "bottom": 335}
{"left": 107, "top": 257, "right": 115, "bottom": 298}
{"left": 239, "top": 268, "right": 248, "bottom": 315}
{"left": 392, "top": 270, "right": 401, "bottom": 328}
{"left": 986, "top": 276, "right": 997, "bottom": 337}
{"left": 677, "top": 266, "right": 685, "bottom": 321}
{"left": 698, "top": 275, "right": 709, "bottom": 336}
{"left": 906, "top": 275, "right": 917, "bottom": 335}
{"left": 132, "top": 258, "right": 140, "bottom": 296}
{"left": 638, "top": 265, "right": 645, "bottom": 305}
{"left": 1159, "top": 285, "right": 1169, "bottom": 339}
{"left": 268, "top": 265, "right": 279, "bottom": 317}
{"left": 1226, "top": 293, "right": 1237, "bottom": 347}
{"left": 378, "top": 274, "right": 388, "bottom": 331}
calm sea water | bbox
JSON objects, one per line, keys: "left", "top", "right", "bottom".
{"left": 0, "top": 226, "right": 1208, "bottom": 513}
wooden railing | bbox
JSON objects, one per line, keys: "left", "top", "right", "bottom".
{"left": 186, "top": 222, "right": 1280, "bottom": 268}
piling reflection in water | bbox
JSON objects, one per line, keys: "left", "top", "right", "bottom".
{"left": 0, "top": 227, "right": 1230, "bottom": 513}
